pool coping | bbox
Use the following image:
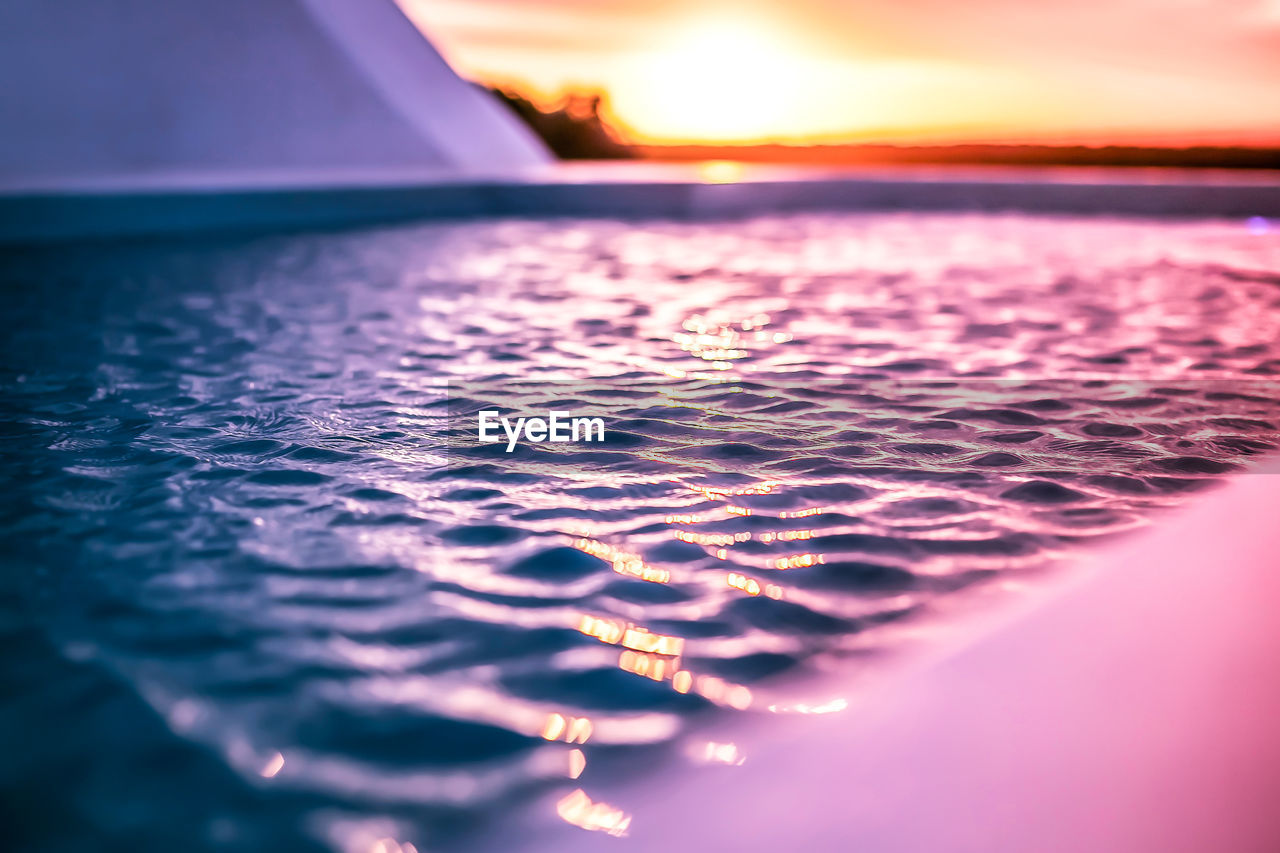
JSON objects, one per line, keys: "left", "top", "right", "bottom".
{"left": 2, "top": 164, "right": 1278, "bottom": 243}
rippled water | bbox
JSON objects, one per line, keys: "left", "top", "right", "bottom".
{"left": 2, "top": 213, "right": 1280, "bottom": 851}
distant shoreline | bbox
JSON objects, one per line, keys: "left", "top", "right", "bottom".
{"left": 481, "top": 86, "right": 1280, "bottom": 170}
{"left": 635, "top": 143, "right": 1280, "bottom": 170}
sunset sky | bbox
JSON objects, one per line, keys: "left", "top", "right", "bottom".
{"left": 397, "top": 0, "right": 1280, "bottom": 146}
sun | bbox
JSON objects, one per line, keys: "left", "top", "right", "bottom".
{"left": 610, "top": 19, "right": 809, "bottom": 143}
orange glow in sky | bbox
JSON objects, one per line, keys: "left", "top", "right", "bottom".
{"left": 398, "top": 0, "right": 1280, "bottom": 146}
{"left": 610, "top": 19, "right": 809, "bottom": 141}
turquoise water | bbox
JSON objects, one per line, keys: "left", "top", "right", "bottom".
{"left": 2, "top": 213, "right": 1279, "bottom": 851}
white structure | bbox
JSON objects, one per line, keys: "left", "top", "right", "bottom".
{"left": 0, "top": 0, "right": 549, "bottom": 191}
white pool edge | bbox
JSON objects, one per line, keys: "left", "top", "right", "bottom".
{"left": 3, "top": 165, "right": 1278, "bottom": 243}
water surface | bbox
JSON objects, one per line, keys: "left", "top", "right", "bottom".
{"left": 2, "top": 213, "right": 1279, "bottom": 851}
